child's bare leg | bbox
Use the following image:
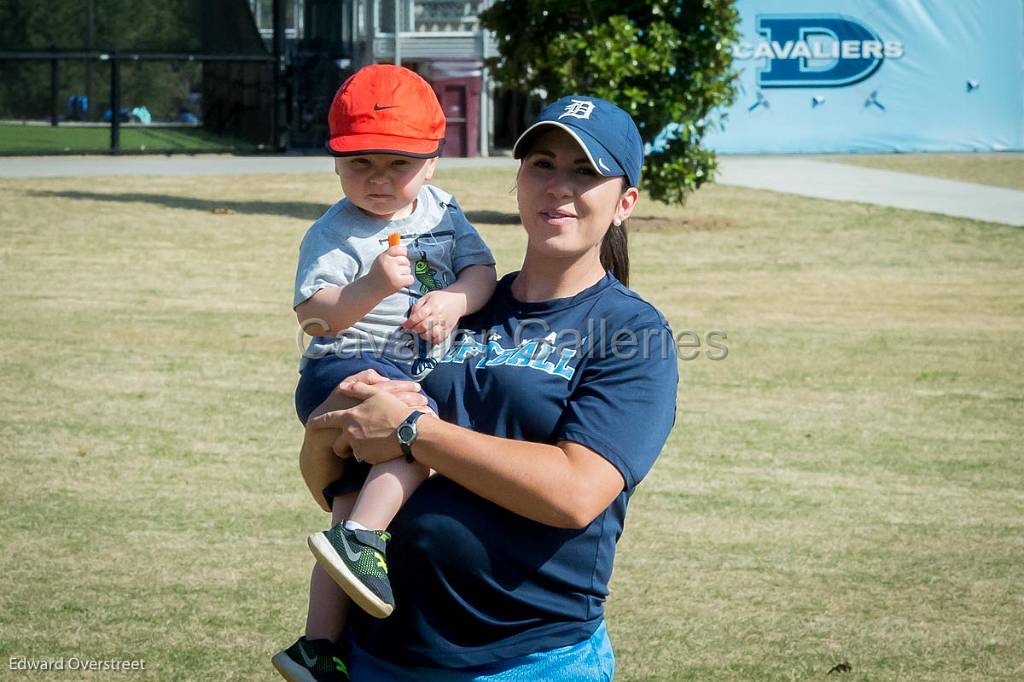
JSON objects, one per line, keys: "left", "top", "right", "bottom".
{"left": 298, "top": 390, "right": 362, "bottom": 639}
{"left": 307, "top": 408, "right": 433, "bottom": 619}
{"left": 307, "top": 458, "right": 429, "bottom": 620}
{"left": 347, "top": 459, "right": 430, "bottom": 530}
{"left": 305, "top": 492, "right": 355, "bottom": 642}
{"left": 302, "top": 374, "right": 433, "bottom": 619}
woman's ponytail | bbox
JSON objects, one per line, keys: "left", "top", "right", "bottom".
{"left": 600, "top": 220, "right": 629, "bottom": 287}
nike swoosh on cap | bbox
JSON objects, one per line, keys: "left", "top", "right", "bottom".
{"left": 374, "top": 104, "right": 400, "bottom": 111}
{"left": 598, "top": 158, "right": 612, "bottom": 173}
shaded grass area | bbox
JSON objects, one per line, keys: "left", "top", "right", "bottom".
{"left": 0, "top": 124, "right": 258, "bottom": 154}
{"left": 0, "top": 167, "right": 1022, "bottom": 680}
{"left": 819, "top": 153, "right": 1024, "bottom": 191}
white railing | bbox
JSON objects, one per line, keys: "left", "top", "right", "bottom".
{"left": 414, "top": 0, "right": 491, "bottom": 33}
{"left": 362, "top": 0, "right": 496, "bottom": 61}
{"left": 369, "top": 0, "right": 493, "bottom": 36}
{"left": 248, "top": 0, "right": 494, "bottom": 43}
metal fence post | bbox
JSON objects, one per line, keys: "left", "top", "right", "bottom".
{"left": 50, "top": 46, "right": 58, "bottom": 127}
{"left": 394, "top": 0, "right": 401, "bottom": 66}
{"left": 110, "top": 50, "right": 121, "bottom": 154}
{"left": 272, "top": 0, "right": 286, "bottom": 151}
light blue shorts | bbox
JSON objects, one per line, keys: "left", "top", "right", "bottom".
{"left": 347, "top": 621, "right": 615, "bottom": 681}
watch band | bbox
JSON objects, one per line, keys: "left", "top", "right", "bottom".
{"left": 398, "top": 410, "right": 426, "bottom": 463}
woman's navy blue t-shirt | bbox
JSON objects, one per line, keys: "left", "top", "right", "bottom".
{"left": 350, "top": 272, "right": 679, "bottom": 667}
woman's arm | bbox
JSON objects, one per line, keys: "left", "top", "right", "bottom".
{"left": 309, "top": 391, "right": 624, "bottom": 529}
{"left": 298, "top": 371, "right": 431, "bottom": 512}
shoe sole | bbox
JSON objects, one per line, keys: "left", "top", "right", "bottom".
{"left": 308, "top": 532, "right": 394, "bottom": 619}
{"left": 271, "top": 652, "right": 318, "bottom": 682}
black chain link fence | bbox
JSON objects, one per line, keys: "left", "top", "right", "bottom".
{"left": 0, "top": 0, "right": 283, "bottom": 155}
{"left": 0, "top": 49, "right": 275, "bottom": 155}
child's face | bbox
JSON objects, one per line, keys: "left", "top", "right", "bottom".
{"left": 334, "top": 154, "right": 438, "bottom": 220}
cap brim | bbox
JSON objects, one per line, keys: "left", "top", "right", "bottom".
{"left": 513, "top": 121, "right": 627, "bottom": 180}
{"left": 327, "top": 134, "right": 444, "bottom": 158}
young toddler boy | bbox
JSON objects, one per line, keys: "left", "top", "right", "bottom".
{"left": 272, "top": 64, "right": 496, "bottom": 682}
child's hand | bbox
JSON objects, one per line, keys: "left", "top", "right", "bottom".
{"left": 403, "top": 290, "right": 467, "bottom": 345}
{"left": 367, "top": 245, "right": 413, "bottom": 295}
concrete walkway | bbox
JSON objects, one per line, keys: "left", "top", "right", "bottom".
{"left": 2, "top": 153, "right": 1021, "bottom": 226}
{"left": 715, "top": 157, "right": 1024, "bottom": 227}
{"left": 0, "top": 153, "right": 518, "bottom": 178}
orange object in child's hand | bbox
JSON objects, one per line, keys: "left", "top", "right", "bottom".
{"left": 388, "top": 232, "right": 401, "bottom": 247}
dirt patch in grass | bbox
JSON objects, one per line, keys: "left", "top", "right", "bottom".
{"left": 630, "top": 212, "right": 737, "bottom": 231}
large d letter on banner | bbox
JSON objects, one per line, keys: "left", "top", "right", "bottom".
{"left": 756, "top": 14, "right": 887, "bottom": 88}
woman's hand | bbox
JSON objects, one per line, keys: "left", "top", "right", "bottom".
{"left": 307, "top": 370, "right": 429, "bottom": 425}
{"left": 307, "top": 391, "right": 415, "bottom": 464}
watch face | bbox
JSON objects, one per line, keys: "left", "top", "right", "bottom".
{"left": 398, "top": 424, "right": 414, "bottom": 444}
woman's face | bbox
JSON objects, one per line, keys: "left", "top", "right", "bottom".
{"left": 516, "top": 128, "right": 638, "bottom": 263}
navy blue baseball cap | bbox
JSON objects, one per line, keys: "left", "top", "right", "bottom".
{"left": 513, "top": 96, "right": 644, "bottom": 187}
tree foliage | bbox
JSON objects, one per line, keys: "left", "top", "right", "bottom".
{"left": 0, "top": 0, "right": 199, "bottom": 51}
{"left": 0, "top": 0, "right": 202, "bottom": 119}
{"left": 480, "top": 0, "right": 740, "bottom": 204}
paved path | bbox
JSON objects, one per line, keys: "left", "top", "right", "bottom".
{"left": 715, "top": 157, "right": 1024, "bottom": 227}
{"left": 0, "top": 154, "right": 518, "bottom": 178}
{"left": 2, "top": 154, "right": 1021, "bottom": 226}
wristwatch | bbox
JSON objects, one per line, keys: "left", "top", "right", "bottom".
{"left": 397, "top": 411, "right": 426, "bottom": 463}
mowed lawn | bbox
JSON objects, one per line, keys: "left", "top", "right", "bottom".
{"left": 0, "top": 164, "right": 1021, "bottom": 681}
{"left": 0, "top": 124, "right": 257, "bottom": 154}
{"left": 820, "top": 152, "right": 1024, "bottom": 191}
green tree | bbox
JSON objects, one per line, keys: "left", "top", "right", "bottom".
{"left": 480, "top": 0, "right": 740, "bottom": 204}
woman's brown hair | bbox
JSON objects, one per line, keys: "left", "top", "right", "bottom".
{"left": 599, "top": 178, "right": 631, "bottom": 286}
{"left": 600, "top": 220, "right": 629, "bottom": 287}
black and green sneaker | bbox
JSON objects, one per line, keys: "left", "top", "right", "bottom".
{"left": 308, "top": 523, "right": 395, "bottom": 618}
{"left": 271, "top": 637, "right": 349, "bottom": 682}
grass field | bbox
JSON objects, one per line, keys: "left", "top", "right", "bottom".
{"left": 1, "top": 165, "right": 1022, "bottom": 680}
{"left": 820, "top": 153, "right": 1024, "bottom": 191}
{"left": 0, "top": 124, "right": 258, "bottom": 154}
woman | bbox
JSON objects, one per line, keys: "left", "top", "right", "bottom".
{"left": 307, "top": 96, "right": 678, "bottom": 680}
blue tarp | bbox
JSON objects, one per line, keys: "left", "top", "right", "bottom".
{"left": 705, "top": 0, "right": 1024, "bottom": 153}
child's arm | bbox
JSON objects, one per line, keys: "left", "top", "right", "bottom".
{"left": 297, "top": 244, "right": 413, "bottom": 336}
{"left": 442, "top": 263, "right": 498, "bottom": 315}
{"left": 402, "top": 264, "right": 497, "bottom": 345}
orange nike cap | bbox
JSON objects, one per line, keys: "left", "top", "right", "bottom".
{"left": 327, "top": 64, "right": 446, "bottom": 158}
